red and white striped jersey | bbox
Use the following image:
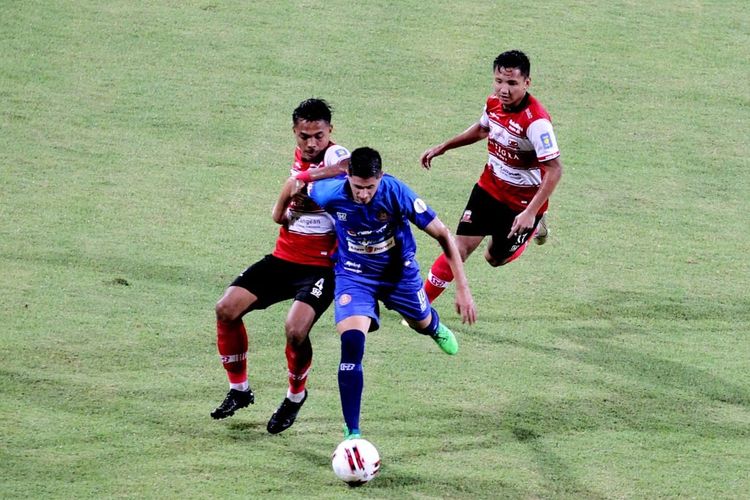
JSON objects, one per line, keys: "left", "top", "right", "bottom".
{"left": 476, "top": 93, "right": 560, "bottom": 213}
{"left": 272, "top": 146, "right": 338, "bottom": 267}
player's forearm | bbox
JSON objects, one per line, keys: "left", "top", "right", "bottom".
{"left": 436, "top": 231, "right": 470, "bottom": 290}
{"left": 294, "top": 161, "right": 348, "bottom": 183}
{"left": 271, "top": 177, "right": 297, "bottom": 224}
{"left": 525, "top": 159, "right": 563, "bottom": 214}
{"left": 438, "top": 123, "right": 488, "bottom": 153}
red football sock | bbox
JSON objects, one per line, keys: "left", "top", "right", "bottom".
{"left": 286, "top": 338, "right": 312, "bottom": 394}
{"left": 216, "top": 319, "right": 248, "bottom": 384}
{"left": 424, "top": 253, "right": 454, "bottom": 303}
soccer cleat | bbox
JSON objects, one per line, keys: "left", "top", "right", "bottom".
{"left": 431, "top": 323, "right": 459, "bottom": 355}
{"left": 267, "top": 390, "right": 308, "bottom": 434}
{"left": 343, "top": 424, "right": 361, "bottom": 439}
{"left": 533, "top": 212, "right": 549, "bottom": 245}
{"left": 210, "top": 388, "right": 254, "bottom": 419}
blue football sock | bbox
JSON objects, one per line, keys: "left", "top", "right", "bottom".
{"left": 415, "top": 308, "right": 440, "bottom": 336}
{"left": 338, "top": 329, "right": 366, "bottom": 434}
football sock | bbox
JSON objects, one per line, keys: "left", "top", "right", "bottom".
{"left": 424, "top": 253, "right": 454, "bottom": 303}
{"left": 415, "top": 307, "right": 440, "bottom": 336}
{"left": 216, "top": 319, "right": 248, "bottom": 386}
{"left": 287, "top": 390, "right": 306, "bottom": 403}
{"left": 338, "top": 329, "right": 366, "bottom": 435}
{"left": 231, "top": 381, "right": 249, "bottom": 392}
{"left": 285, "top": 337, "right": 312, "bottom": 395}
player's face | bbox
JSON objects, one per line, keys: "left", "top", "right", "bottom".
{"left": 492, "top": 66, "right": 530, "bottom": 109}
{"left": 293, "top": 119, "right": 332, "bottom": 162}
{"left": 348, "top": 174, "right": 382, "bottom": 204}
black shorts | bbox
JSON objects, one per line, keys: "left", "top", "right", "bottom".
{"left": 230, "top": 254, "right": 335, "bottom": 318}
{"left": 456, "top": 184, "right": 542, "bottom": 261}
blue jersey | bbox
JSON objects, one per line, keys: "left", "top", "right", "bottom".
{"left": 308, "top": 174, "right": 437, "bottom": 282}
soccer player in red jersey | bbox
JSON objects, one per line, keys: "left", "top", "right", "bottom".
{"left": 211, "top": 98, "right": 349, "bottom": 434}
{"left": 419, "top": 50, "right": 564, "bottom": 303}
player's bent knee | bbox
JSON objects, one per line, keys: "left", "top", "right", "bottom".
{"left": 215, "top": 299, "right": 242, "bottom": 323}
{"left": 284, "top": 321, "right": 310, "bottom": 344}
{"left": 483, "top": 249, "right": 504, "bottom": 267}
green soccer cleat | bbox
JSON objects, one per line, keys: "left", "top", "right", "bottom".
{"left": 343, "top": 424, "right": 361, "bottom": 440}
{"left": 432, "top": 323, "right": 459, "bottom": 355}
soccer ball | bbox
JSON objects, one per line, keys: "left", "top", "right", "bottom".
{"left": 331, "top": 438, "right": 381, "bottom": 486}
{"left": 323, "top": 144, "right": 351, "bottom": 168}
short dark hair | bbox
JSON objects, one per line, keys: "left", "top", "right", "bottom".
{"left": 348, "top": 147, "right": 382, "bottom": 178}
{"left": 292, "top": 98, "right": 332, "bottom": 125}
{"left": 493, "top": 50, "right": 531, "bottom": 78}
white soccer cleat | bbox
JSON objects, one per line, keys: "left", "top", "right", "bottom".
{"left": 533, "top": 212, "right": 549, "bottom": 245}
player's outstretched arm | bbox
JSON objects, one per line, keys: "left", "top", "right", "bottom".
{"left": 423, "top": 217, "right": 477, "bottom": 325}
{"left": 420, "top": 122, "right": 489, "bottom": 170}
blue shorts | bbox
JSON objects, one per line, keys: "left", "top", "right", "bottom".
{"left": 333, "top": 272, "right": 430, "bottom": 332}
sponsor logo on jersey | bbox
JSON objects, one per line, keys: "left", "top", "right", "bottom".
{"left": 413, "top": 198, "right": 427, "bottom": 214}
{"left": 461, "top": 210, "right": 473, "bottom": 223}
{"left": 509, "top": 119, "right": 523, "bottom": 134}
{"left": 347, "top": 237, "right": 396, "bottom": 254}
{"left": 541, "top": 132, "right": 553, "bottom": 150}
{"left": 337, "top": 212, "right": 347, "bottom": 221}
{"left": 338, "top": 293, "right": 352, "bottom": 305}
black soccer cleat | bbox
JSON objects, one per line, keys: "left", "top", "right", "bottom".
{"left": 266, "top": 390, "right": 308, "bottom": 434}
{"left": 210, "top": 388, "right": 255, "bottom": 419}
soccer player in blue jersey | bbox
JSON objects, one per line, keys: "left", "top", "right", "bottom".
{"left": 280, "top": 146, "right": 476, "bottom": 439}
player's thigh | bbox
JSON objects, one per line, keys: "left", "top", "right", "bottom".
{"left": 487, "top": 212, "right": 543, "bottom": 262}
{"left": 229, "top": 255, "right": 307, "bottom": 311}
{"left": 286, "top": 266, "right": 335, "bottom": 334}
{"left": 455, "top": 184, "right": 500, "bottom": 239}
{"left": 216, "top": 285, "right": 258, "bottom": 321}
{"left": 334, "top": 275, "right": 380, "bottom": 332}
{"left": 381, "top": 273, "right": 430, "bottom": 323}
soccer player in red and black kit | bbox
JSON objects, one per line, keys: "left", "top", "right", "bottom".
{"left": 419, "top": 50, "right": 563, "bottom": 303}
{"left": 211, "top": 98, "right": 348, "bottom": 434}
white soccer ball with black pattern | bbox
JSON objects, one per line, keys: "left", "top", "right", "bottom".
{"left": 331, "top": 438, "right": 381, "bottom": 486}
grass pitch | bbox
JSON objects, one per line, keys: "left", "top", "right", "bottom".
{"left": 2, "top": 1, "right": 748, "bottom": 498}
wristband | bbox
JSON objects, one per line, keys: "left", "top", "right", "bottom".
{"left": 294, "top": 170, "right": 313, "bottom": 183}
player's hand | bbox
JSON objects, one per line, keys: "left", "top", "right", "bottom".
{"left": 508, "top": 209, "right": 536, "bottom": 239}
{"left": 420, "top": 145, "right": 444, "bottom": 170}
{"left": 454, "top": 286, "right": 477, "bottom": 325}
{"left": 287, "top": 175, "right": 305, "bottom": 195}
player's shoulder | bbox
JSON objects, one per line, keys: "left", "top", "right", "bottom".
{"left": 485, "top": 94, "right": 502, "bottom": 112}
{"left": 380, "top": 173, "right": 411, "bottom": 193}
{"left": 309, "top": 175, "right": 346, "bottom": 201}
{"left": 521, "top": 94, "right": 552, "bottom": 122}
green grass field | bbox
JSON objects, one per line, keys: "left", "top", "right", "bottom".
{"left": 2, "top": 1, "right": 748, "bottom": 498}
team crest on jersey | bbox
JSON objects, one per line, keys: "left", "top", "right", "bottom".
{"left": 541, "top": 132, "right": 553, "bottom": 150}
{"left": 337, "top": 212, "right": 347, "bottom": 221}
{"left": 461, "top": 210, "right": 473, "bottom": 223}
{"left": 338, "top": 294, "right": 352, "bottom": 306}
{"left": 509, "top": 119, "right": 522, "bottom": 134}
{"left": 376, "top": 210, "right": 390, "bottom": 222}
